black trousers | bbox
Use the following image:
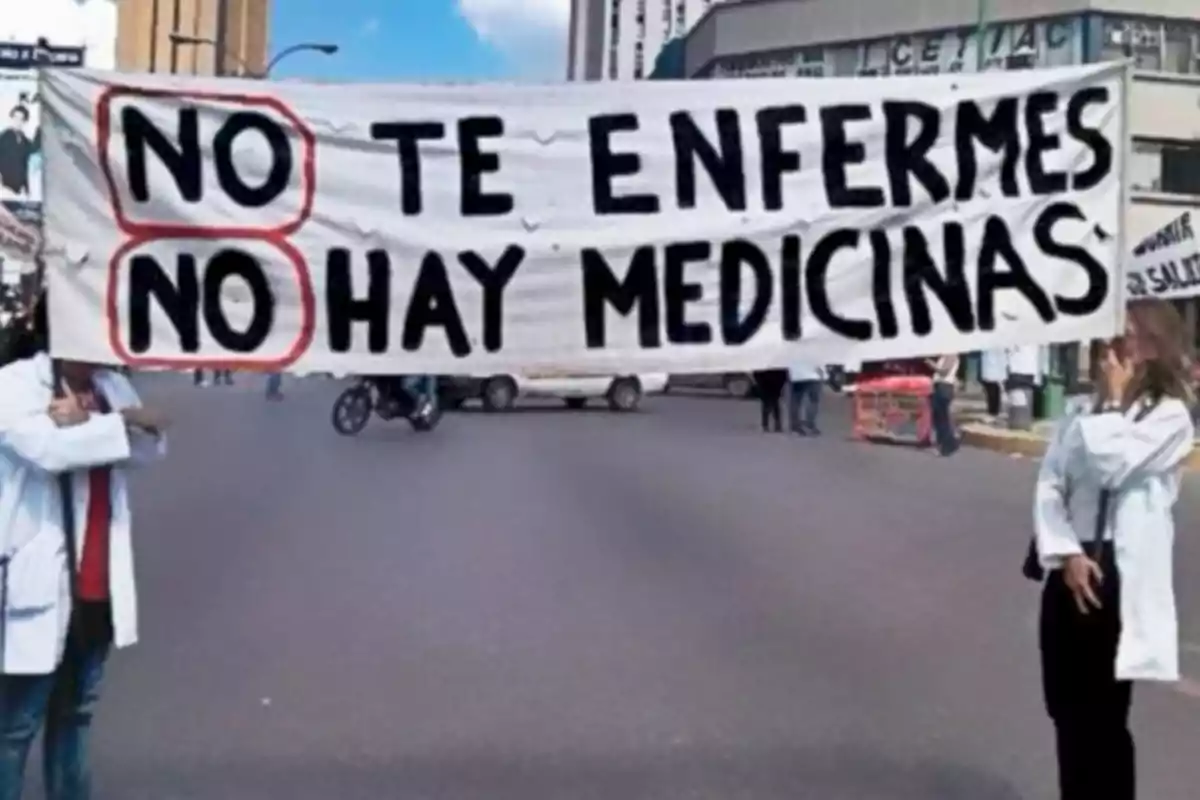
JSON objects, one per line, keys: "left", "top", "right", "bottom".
{"left": 1040, "top": 544, "right": 1134, "bottom": 800}
{"left": 754, "top": 371, "right": 786, "bottom": 431}
{"left": 983, "top": 381, "right": 1002, "bottom": 416}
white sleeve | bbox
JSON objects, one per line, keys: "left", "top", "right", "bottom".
{"left": 0, "top": 411, "right": 132, "bottom": 474}
{"left": 106, "top": 373, "right": 167, "bottom": 467}
{"left": 1034, "top": 414, "right": 1084, "bottom": 569}
{"left": 1070, "top": 401, "right": 1195, "bottom": 490}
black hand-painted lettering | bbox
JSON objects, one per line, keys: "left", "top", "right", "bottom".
{"left": 977, "top": 216, "right": 1055, "bottom": 330}
{"left": 123, "top": 106, "right": 201, "bottom": 203}
{"left": 1148, "top": 267, "right": 1167, "bottom": 295}
{"left": 719, "top": 239, "right": 772, "bottom": 345}
{"left": 955, "top": 98, "right": 1020, "bottom": 200}
{"left": 588, "top": 114, "right": 659, "bottom": 214}
{"left": 890, "top": 37, "right": 912, "bottom": 66}
{"left": 326, "top": 248, "right": 391, "bottom": 353}
{"left": 806, "top": 229, "right": 872, "bottom": 340}
{"left": 211, "top": 112, "right": 291, "bottom": 208}
{"left": 756, "top": 105, "right": 806, "bottom": 211}
{"left": 1066, "top": 87, "right": 1112, "bottom": 191}
{"left": 1023, "top": 92, "right": 1068, "bottom": 194}
{"left": 1032, "top": 202, "right": 1108, "bottom": 316}
{"left": 901, "top": 224, "right": 974, "bottom": 335}
{"left": 670, "top": 109, "right": 746, "bottom": 211}
{"left": 581, "top": 247, "right": 661, "bottom": 348}
{"left": 883, "top": 101, "right": 950, "bottom": 207}
{"left": 780, "top": 234, "right": 802, "bottom": 341}
{"left": 658, "top": 241, "right": 710, "bottom": 344}
{"left": 458, "top": 116, "right": 513, "bottom": 217}
{"left": 203, "top": 249, "right": 273, "bottom": 352}
{"left": 869, "top": 230, "right": 899, "bottom": 339}
{"left": 128, "top": 253, "right": 200, "bottom": 352}
{"left": 402, "top": 252, "right": 470, "bottom": 356}
{"left": 1127, "top": 272, "right": 1147, "bottom": 297}
{"left": 459, "top": 245, "right": 525, "bottom": 352}
{"left": 821, "top": 105, "right": 885, "bottom": 208}
{"left": 371, "top": 121, "right": 446, "bottom": 215}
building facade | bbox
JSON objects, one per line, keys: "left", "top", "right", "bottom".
{"left": 569, "top": 0, "right": 725, "bottom": 80}
{"left": 0, "top": 0, "right": 116, "bottom": 307}
{"left": 680, "top": 0, "right": 1200, "bottom": 244}
{"left": 117, "top": 0, "right": 269, "bottom": 76}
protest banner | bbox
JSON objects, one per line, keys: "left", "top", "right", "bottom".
{"left": 1125, "top": 210, "right": 1200, "bottom": 301}
{"left": 39, "top": 63, "right": 1128, "bottom": 373}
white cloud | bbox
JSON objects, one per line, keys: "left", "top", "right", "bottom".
{"left": 457, "top": 0, "right": 569, "bottom": 78}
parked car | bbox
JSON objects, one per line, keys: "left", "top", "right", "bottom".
{"left": 665, "top": 371, "right": 754, "bottom": 397}
{"left": 440, "top": 373, "right": 667, "bottom": 412}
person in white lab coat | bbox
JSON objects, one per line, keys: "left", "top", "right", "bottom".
{"left": 979, "top": 348, "right": 1007, "bottom": 417}
{"left": 1034, "top": 299, "right": 1194, "bottom": 800}
{"left": 0, "top": 299, "right": 167, "bottom": 800}
{"left": 787, "top": 360, "right": 824, "bottom": 436}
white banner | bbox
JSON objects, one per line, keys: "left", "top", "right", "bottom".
{"left": 1125, "top": 210, "right": 1200, "bottom": 301}
{"left": 40, "top": 64, "right": 1127, "bottom": 374}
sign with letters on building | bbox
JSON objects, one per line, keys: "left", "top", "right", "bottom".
{"left": 855, "top": 18, "right": 1081, "bottom": 76}
{"left": 40, "top": 63, "right": 1128, "bottom": 374}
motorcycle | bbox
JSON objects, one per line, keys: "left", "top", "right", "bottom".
{"left": 331, "top": 376, "right": 442, "bottom": 436}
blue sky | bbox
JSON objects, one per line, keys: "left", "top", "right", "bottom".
{"left": 268, "top": 0, "right": 568, "bottom": 82}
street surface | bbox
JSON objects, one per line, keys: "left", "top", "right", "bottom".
{"left": 42, "top": 377, "right": 1200, "bottom": 798}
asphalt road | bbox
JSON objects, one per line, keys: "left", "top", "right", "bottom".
{"left": 39, "top": 377, "right": 1200, "bottom": 799}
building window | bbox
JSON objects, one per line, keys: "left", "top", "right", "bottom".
{"left": 1131, "top": 140, "right": 1200, "bottom": 196}
{"left": 1100, "top": 18, "right": 1165, "bottom": 71}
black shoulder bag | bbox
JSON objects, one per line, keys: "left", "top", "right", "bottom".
{"left": 1022, "top": 402, "right": 1156, "bottom": 581}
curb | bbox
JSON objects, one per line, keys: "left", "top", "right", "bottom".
{"left": 962, "top": 424, "right": 1200, "bottom": 471}
{"left": 960, "top": 425, "right": 1049, "bottom": 459}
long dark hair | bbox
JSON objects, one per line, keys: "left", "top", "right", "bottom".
{"left": 1, "top": 292, "right": 47, "bottom": 363}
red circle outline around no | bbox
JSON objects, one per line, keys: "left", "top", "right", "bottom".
{"left": 105, "top": 234, "right": 317, "bottom": 370}
{"left": 95, "top": 85, "right": 317, "bottom": 239}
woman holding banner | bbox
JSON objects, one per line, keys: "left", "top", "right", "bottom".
{"left": 1033, "top": 299, "right": 1194, "bottom": 800}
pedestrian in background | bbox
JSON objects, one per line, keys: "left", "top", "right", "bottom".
{"left": 0, "top": 297, "right": 168, "bottom": 800}
{"left": 1034, "top": 299, "right": 1194, "bottom": 800}
{"left": 265, "top": 372, "right": 283, "bottom": 401}
{"left": 752, "top": 369, "right": 787, "bottom": 433}
{"left": 980, "top": 347, "right": 1007, "bottom": 418}
{"left": 928, "top": 353, "right": 960, "bottom": 456}
{"left": 788, "top": 359, "right": 824, "bottom": 436}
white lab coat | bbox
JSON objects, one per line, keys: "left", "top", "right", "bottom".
{"left": 0, "top": 353, "right": 166, "bottom": 674}
{"left": 980, "top": 349, "right": 1008, "bottom": 384}
{"left": 1033, "top": 395, "right": 1194, "bottom": 682}
{"left": 788, "top": 361, "right": 824, "bottom": 382}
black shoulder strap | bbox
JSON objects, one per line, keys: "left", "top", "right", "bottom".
{"left": 51, "top": 360, "right": 80, "bottom": 602}
{"left": 1091, "top": 400, "right": 1159, "bottom": 550}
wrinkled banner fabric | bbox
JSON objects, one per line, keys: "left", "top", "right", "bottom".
{"left": 1126, "top": 210, "right": 1200, "bottom": 301}
{"left": 40, "top": 63, "right": 1127, "bottom": 374}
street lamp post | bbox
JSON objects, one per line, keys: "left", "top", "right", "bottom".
{"left": 168, "top": 33, "right": 338, "bottom": 78}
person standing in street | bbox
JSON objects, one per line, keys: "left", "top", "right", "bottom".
{"left": 980, "top": 348, "right": 1007, "bottom": 418}
{"left": 788, "top": 359, "right": 824, "bottom": 436}
{"left": 0, "top": 299, "right": 167, "bottom": 800}
{"left": 752, "top": 369, "right": 787, "bottom": 432}
{"left": 265, "top": 372, "right": 283, "bottom": 401}
{"left": 1033, "top": 300, "right": 1194, "bottom": 800}
{"left": 928, "top": 353, "right": 960, "bottom": 456}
